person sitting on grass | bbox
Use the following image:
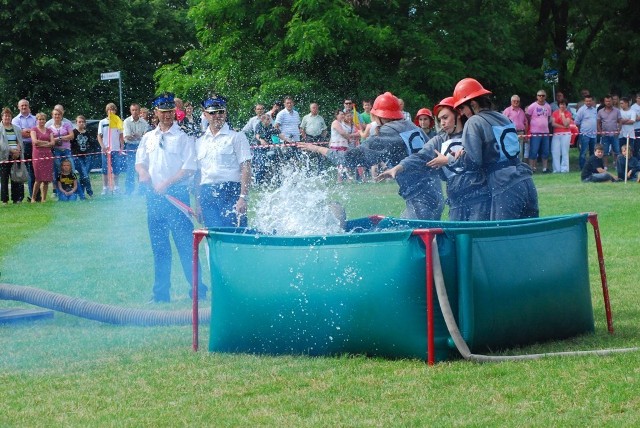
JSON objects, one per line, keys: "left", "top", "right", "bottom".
{"left": 581, "top": 144, "right": 619, "bottom": 182}
{"left": 56, "top": 159, "right": 78, "bottom": 201}
{"left": 616, "top": 144, "right": 640, "bottom": 182}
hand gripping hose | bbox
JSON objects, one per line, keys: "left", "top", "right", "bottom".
{"left": 429, "top": 238, "right": 640, "bottom": 362}
{"left": 0, "top": 283, "right": 210, "bottom": 326}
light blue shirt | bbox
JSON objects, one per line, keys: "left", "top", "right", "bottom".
{"left": 12, "top": 113, "right": 36, "bottom": 143}
{"left": 575, "top": 105, "right": 597, "bottom": 137}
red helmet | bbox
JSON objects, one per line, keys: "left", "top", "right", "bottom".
{"left": 370, "top": 92, "right": 404, "bottom": 120}
{"left": 414, "top": 108, "right": 434, "bottom": 122}
{"left": 433, "top": 96, "right": 456, "bottom": 117}
{"left": 453, "top": 78, "right": 492, "bottom": 108}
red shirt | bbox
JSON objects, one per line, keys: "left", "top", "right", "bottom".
{"left": 552, "top": 109, "right": 571, "bottom": 133}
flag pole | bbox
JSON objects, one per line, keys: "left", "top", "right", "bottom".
{"left": 624, "top": 135, "right": 630, "bottom": 183}
{"left": 107, "top": 122, "right": 114, "bottom": 191}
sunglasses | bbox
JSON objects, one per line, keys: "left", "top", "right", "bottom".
{"left": 537, "top": 94, "right": 546, "bottom": 97}
{"left": 206, "top": 109, "right": 226, "bottom": 115}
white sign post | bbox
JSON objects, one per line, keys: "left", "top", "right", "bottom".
{"left": 101, "top": 71, "right": 123, "bottom": 116}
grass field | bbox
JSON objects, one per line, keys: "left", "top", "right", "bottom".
{"left": 1, "top": 161, "right": 640, "bottom": 426}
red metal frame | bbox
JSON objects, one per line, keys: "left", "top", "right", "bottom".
{"left": 587, "top": 213, "right": 614, "bottom": 334}
{"left": 192, "top": 229, "right": 208, "bottom": 351}
{"left": 411, "top": 228, "right": 444, "bottom": 366}
{"left": 410, "top": 214, "right": 614, "bottom": 364}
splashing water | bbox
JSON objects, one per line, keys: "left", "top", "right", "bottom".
{"left": 250, "top": 156, "right": 346, "bottom": 236}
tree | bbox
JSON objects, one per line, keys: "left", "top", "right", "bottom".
{"left": 157, "top": 0, "right": 544, "bottom": 124}
{"left": 0, "top": 0, "right": 194, "bottom": 118}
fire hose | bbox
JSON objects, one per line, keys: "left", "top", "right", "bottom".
{"left": 0, "top": 283, "right": 210, "bottom": 326}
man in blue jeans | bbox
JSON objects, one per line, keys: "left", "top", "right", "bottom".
{"left": 195, "top": 96, "right": 252, "bottom": 228}
{"left": 575, "top": 95, "right": 598, "bottom": 169}
{"left": 123, "top": 103, "right": 148, "bottom": 195}
{"left": 597, "top": 95, "right": 622, "bottom": 169}
{"left": 12, "top": 100, "right": 37, "bottom": 201}
{"left": 135, "top": 93, "right": 207, "bottom": 303}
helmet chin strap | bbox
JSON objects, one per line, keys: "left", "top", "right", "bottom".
{"left": 466, "top": 102, "right": 476, "bottom": 117}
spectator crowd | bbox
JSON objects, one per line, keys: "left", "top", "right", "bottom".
{"left": 2, "top": 87, "right": 640, "bottom": 208}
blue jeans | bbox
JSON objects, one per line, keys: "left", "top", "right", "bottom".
{"left": 57, "top": 192, "right": 78, "bottom": 202}
{"left": 601, "top": 135, "right": 619, "bottom": 157}
{"left": 583, "top": 173, "right": 615, "bottom": 183}
{"left": 52, "top": 148, "right": 74, "bottom": 192}
{"left": 145, "top": 185, "right": 204, "bottom": 302}
{"left": 528, "top": 134, "right": 550, "bottom": 160}
{"left": 73, "top": 155, "right": 93, "bottom": 198}
{"left": 101, "top": 152, "right": 126, "bottom": 175}
{"left": 23, "top": 142, "right": 36, "bottom": 200}
{"left": 198, "top": 182, "right": 247, "bottom": 228}
{"left": 124, "top": 143, "right": 139, "bottom": 194}
{"left": 251, "top": 147, "right": 268, "bottom": 185}
{"left": 578, "top": 135, "right": 596, "bottom": 170}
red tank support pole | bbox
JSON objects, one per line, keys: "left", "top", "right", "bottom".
{"left": 192, "top": 229, "right": 208, "bottom": 351}
{"left": 412, "top": 228, "right": 444, "bottom": 365}
{"left": 587, "top": 213, "right": 614, "bottom": 334}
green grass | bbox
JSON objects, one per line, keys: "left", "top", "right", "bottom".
{"left": 2, "top": 164, "right": 640, "bottom": 426}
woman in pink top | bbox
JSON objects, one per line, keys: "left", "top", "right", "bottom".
{"left": 49, "top": 107, "right": 75, "bottom": 192}
{"left": 551, "top": 100, "right": 572, "bottom": 173}
{"left": 30, "top": 112, "right": 55, "bottom": 202}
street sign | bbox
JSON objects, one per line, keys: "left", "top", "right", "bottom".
{"left": 101, "top": 71, "right": 121, "bottom": 80}
{"left": 544, "top": 69, "right": 558, "bottom": 84}
{"left": 100, "top": 71, "right": 124, "bottom": 116}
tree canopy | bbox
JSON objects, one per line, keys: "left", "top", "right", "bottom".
{"left": 0, "top": 0, "right": 194, "bottom": 117}
{"left": 1, "top": 0, "right": 638, "bottom": 123}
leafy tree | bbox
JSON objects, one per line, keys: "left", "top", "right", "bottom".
{"left": 0, "top": 0, "right": 194, "bottom": 118}
{"left": 157, "top": 0, "right": 540, "bottom": 124}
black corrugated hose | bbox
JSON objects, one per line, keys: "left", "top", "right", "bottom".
{"left": 0, "top": 283, "right": 210, "bottom": 326}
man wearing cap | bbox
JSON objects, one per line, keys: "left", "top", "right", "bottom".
{"left": 135, "top": 93, "right": 206, "bottom": 303}
{"left": 195, "top": 96, "right": 252, "bottom": 228}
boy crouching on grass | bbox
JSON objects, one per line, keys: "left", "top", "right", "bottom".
{"left": 616, "top": 144, "right": 640, "bottom": 182}
{"left": 581, "top": 144, "right": 619, "bottom": 182}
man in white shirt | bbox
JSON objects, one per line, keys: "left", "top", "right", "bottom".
{"left": 274, "top": 96, "right": 301, "bottom": 143}
{"left": 13, "top": 99, "right": 37, "bottom": 200}
{"left": 241, "top": 104, "right": 265, "bottom": 145}
{"left": 300, "top": 103, "right": 327, "bottom": 143}
{"left": 123, "top": 103, "right": 148, "bottom": 195}
{"left": 631, "top": 93, "right": 640, "bottom": 152}
{"left": 136, "top": 93, "right": 205, "bottom": 303}
{"left": 195, "top": 96, "right": 252, "bottom": 228}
